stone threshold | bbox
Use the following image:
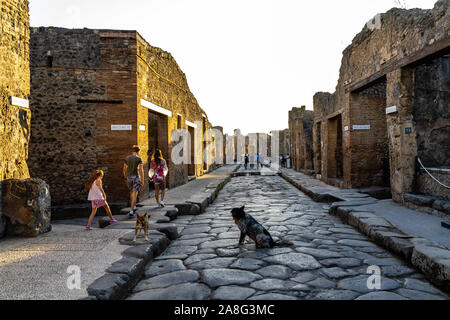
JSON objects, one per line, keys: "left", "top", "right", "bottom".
{"left": 280, "top": 169, "right": 450, "bottom": 294}
{"left": 82, "top": 165, "right": 240, "bottom": 300}
{"left": 403, "top": 193, "right": 450, "bottom": 219}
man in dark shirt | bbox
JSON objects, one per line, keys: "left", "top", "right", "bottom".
{"left": 123, "top": 146, "right": 144, "bottom": 217}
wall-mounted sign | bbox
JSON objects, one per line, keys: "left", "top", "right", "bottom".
{"left": 139, "top": 125, "right": 146, "bottom": 131}
{"left": 111, "top": 125, "right": 132, "bottom": 131}
{"left": 344, "top": 126, "right": 349, "bottom": 132}
{"left": 405, "top": 127, "right": 412, "bottom": 134}
{"left": 386, "top": 105, "right": 398, "bottom": 114}
{"left": 353, "top": 125, "right": 371, "bottom": 130}
{"left": 140, "top": 99, "right": 172, "bottom": 117}
{"left": 9, "top": 96, "right": 29, "bottom": 109}
{"left": 186, "top": 120, "right": 197, "bottom": 128}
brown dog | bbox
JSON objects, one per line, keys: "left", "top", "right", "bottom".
{"left": 133, "top": 211, "right": 149, "bottom": 242}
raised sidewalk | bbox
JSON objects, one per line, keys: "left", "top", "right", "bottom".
{"left": 0, "top": 164, "right": 239, "bottom": 300}
{"left": 280, "top": 168, "right": 450, "bottom": 293}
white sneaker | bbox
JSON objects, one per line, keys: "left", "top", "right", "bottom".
{"left": 160, "top": 201, "right": 165, "bottom": 207}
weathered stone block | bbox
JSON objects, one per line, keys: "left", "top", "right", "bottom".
{"left": 87, "top": 273, "right": 130, "bottom": 300}
{"left": 2, "top": 179, "right": 51, "bottom": 237}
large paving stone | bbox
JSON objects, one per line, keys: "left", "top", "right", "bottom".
{"left": 337, "top": 239, "right": 378, "bottom": 247}
{"left": 381, "top": 265, "right": 416, "bottom": 277}
{"left": 216, "top": 248, "right": 242, "bottom": 257}
{"left": 411, "top": 245, "right": 450, "bottom": 288}
{"left": 250, "top": 279, "right": 296, "bottom": 291}
{"left": 230, "top": 258, "right": 265, "bottom": 271}
{"left": 181, "top": 226, "right": 211, "bottom": 235}
{"left": 337, "top": 275, "right": 402, "bottom": 293}
{"left": 295, "top": 247, "right": 342, "bottom": 259}
{"left": 320, "top": 267, "right": 355, "bottom": 279}
{"left": 403, "top": 278, "right": 442, "bottom": 295}
{"left": 201, "top": 269, "right": 263, "bottom": 287}
{"left": 212, "top": 286, "right": 256, "bottom": 300}
{"left": 200, "top": 239, "right": 239, "bottom": 249}
{"left": 171, "top": 237, "right": 213, "bottom": 247}
{"left": 122, "top": 245, "right": 153, "bottom": 263}
{"left": 217, "top": 232, "right": 241, "bottom": 239}
{"left": 145, "top": 259, "right": 186, "bottom": 278}
{"left": 313, "top": 289, "right": 360, "bottom": 300}
{"left": 128, "top": 283, "right": 211, "bottom": 300}
{"left": 256, "top": 265, "right": 293, "bottom": 280}
{"left": 320, "top": 258, "right": 362, "bottom": 268}
{"left": 355, "top": 291, "right": 408, "bottom": 300}
{"left": 189, "top": 258, "right": 236, "bottom": 270}
{"left": 134, "top": 270, "right": 200, "bottom": 292}
{"left": 179, "top": 233, "right": 211, "bottom": 240}
{"left": 291, "top": 272, "right": 317, "bottom": 283}
{"left": 307, "top": 277, "right": 336, "bottom": 289}
{"left": 395, "top": 288, "right": 446, "bottom": 300}
{"left": 161, "top": 245, "right": 198, "bottom": 256}
{"left": 184, "top": 254, "right": 217, "bottom": 265}
{"left": 87, "top": 273, "right": 130, "bottom": 300}
{"left": 106, "top": 257, "right": 145, "bottom": 278}
{"left": 248, "top": 293, "right": 298, "bottom": 300}
{"left": 263, "top": 253, "right": 321, "bottom": 271}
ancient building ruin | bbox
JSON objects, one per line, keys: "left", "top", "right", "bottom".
{"left": 1, "top": 0, "right": 51, "bottom": 238}
{"left": 313, "top": 0, "right": 449, "bottom": 205}
{"left": 289, "top": 106, "right": 314, "bottom": 174}
{"left": 28, "top": 28, "right": 214, "bottom": 215}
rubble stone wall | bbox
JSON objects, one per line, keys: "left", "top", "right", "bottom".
{"left": 0, "top": 0, "right": 31, "bottom": 236}
{"left": 313, "top": 0, "right": 449, "bottom": 198}
{"left": 289, "top": 106, "right": 314, "bottom": 173}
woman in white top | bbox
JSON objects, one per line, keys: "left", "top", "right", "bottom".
{"left": 85, "top": 170, "right": 116, "bottom": 230}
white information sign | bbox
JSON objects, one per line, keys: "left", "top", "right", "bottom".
{"left": 111, "top": 125, "right": 132, "bottom": 131}
{"left": 353, "top": 125, "right": 371, "bottom": 130}
{"left": 10, "top": 96, "right": 29, "bottom": 109}
{"left": 139, "top": 125, "right": 146, "bottom": 131}
{"left": 386, "top": 105, "right": 398, "bottom": 114}
{"left": 344, "top": 126, "right": 349, "bottom": 132}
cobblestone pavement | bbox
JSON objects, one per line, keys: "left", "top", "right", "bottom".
{"left": 127, "top": 175, "right": 449, "bottom": 300}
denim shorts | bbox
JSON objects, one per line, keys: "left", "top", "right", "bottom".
{"left": 127, "top": 176, "right": 141, "bottom": 191}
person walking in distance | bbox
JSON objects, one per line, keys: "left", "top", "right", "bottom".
{"left": 85, "top": 170, "right": 117, "bottom": 230}
{"left": 149, "top": 149, "right": 168, "bottom": 207}
{"left": 123, "top": 146, "right": 144, "bottom": 217}
{"left": 244, "top": 154, "right": 249, "bottom": 170}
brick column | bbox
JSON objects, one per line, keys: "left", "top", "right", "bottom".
{"left": 386, "top": 68, "right": 418, "bottom": 203}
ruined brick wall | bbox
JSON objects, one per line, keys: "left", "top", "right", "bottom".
{"left": 29, "top": 28, "right": 138, "bottom": 206}
{"left": 289, "top": 107, "right": 314, "bottom": 172}
{"left": 0, "top": 0, "right": 30, "bottom": 181}
{"left": 313, "top": 0, "right": 449, "bottom": 197}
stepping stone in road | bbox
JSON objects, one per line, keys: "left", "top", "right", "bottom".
{"left": 145, "top": 259, "right": 186, "bottom": 278}
{"left": 128, "top": 283, "right": 210, "bottom": 300}
{"left": 134, "top": 270, "right": 199, "bottom": 292}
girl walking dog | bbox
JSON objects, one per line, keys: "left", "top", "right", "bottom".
{"left": 85, "top": 170, "right": 117, "bottom": 230}
{"left": 149, "top": 149, "right": 168, "bottom": 207}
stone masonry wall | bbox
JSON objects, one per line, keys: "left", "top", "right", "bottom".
{"left": 289, "top": 106, "right": 314, "bottom": 173}
{"left": 0, "top": 0, "right": 31, "bottom": 235}
{"left": 0, "top": 0, "right": 30, "bottom": 181}
{"left": 313, "top": 0, "right": 449, "bottom": 198}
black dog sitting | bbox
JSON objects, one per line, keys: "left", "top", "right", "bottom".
{"left": 231, "top": 206, "right": 293, "bottom": 248}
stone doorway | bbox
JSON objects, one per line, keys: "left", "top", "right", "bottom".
{"left": 148, "top": 111, "right": 169, "bottom": 184}
{"left": 350, "top": 79, "right": 390, "bottom": 188}
{"left": 327, "top": 114, "right": 343, "bottom": 181}
{"left": 188, "top": 126, "right": 196, "bottom": 176}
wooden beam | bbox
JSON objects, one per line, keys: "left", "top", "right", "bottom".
{"left": 345, "top": 36, "right": 450, "bottom": 93}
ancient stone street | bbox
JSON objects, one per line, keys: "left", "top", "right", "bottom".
{"left": 127, "top": 174, "right": 449, "bottom": 300}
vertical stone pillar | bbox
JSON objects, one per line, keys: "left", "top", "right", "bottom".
{"left": 386, "top": 68, "right": 418, "bottom": 203}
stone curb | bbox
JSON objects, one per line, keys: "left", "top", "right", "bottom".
{"left": 281, "top": 171, "right": 450, "bottom": 293}
{"left": 84, "top": 165, "right": 240, "bottom": 300}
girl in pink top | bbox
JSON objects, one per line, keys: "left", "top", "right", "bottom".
{"left": 85, "top": 170, "right": 117, "bottom": 230}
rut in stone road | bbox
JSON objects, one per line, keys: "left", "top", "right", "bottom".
{"left": 127, "top": 175, "right": 449, "bottom": 300}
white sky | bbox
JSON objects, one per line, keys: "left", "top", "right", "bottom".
{"left": 29, "top": 0, "right": 438, "bottom": 135}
